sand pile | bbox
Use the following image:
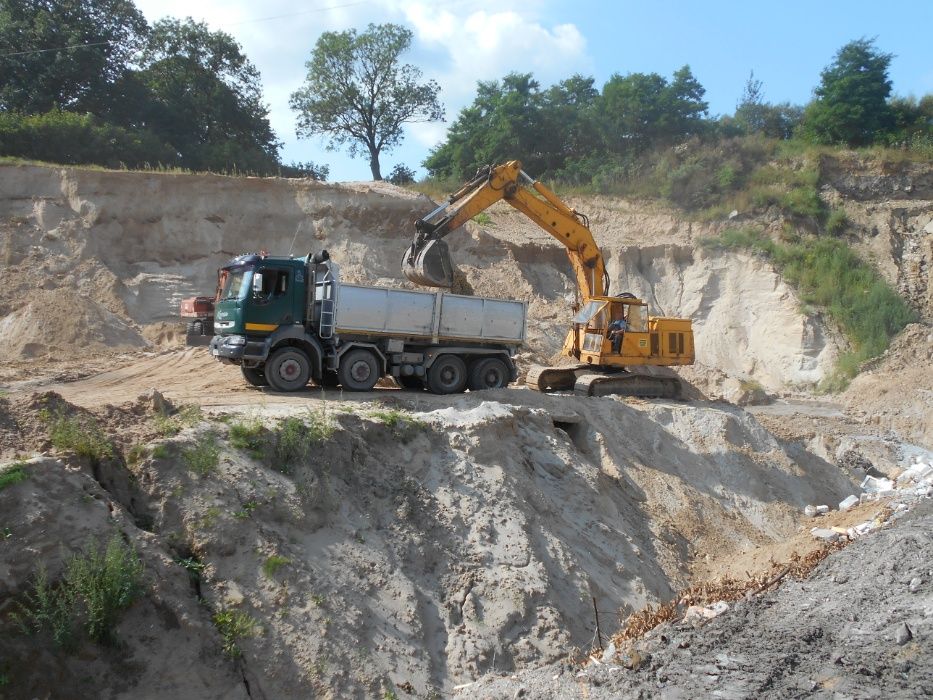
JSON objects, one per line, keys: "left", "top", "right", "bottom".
{"left": 0, "top": 288, "right": 147, "bottom": 358}
{"left": 0, "top": 389, "right": 855, "bottom": 697}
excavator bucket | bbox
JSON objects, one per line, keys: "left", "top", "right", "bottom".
{"left": 401, "top": 239, "right": 454, "bottom": 287}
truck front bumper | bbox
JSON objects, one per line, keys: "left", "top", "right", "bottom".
{"left": 209, "top": 334, "right": 248, "bottom": 362}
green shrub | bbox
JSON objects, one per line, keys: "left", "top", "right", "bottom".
{"left": 13, "top": 535, "right": 143, "bottom": 649}
{"left": 182, "top": 434, "right": 220, "bottom": 476}
{"left": 0, "top": 462, "right": 29, "bottom": 491}
{"left": 472, "top": 212, "right": 493, "bottom": 226}
{"left": 273, "top": 417, "right": 310, "bottom": 472}
{"left": 40, "top": 410, "right": 113, "bottom": 462}
{"left": 262, "top": 555, "right": 290, "bottom": 578}
{"left": 150, "top": 444, "right": 170, "bottom": 460}
{"left": 825, "top": 208, "right": 849, "bottom": 235}
{"left": 0, "top": 110, "right": 175, "bottom": 169}
{"left": 229, "top": 416, "right": 266, "bottom": 457}
{"left": 212, "top": 608, "right": 258, "bottom": 658}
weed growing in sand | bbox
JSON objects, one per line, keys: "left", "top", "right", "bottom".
{"left": 234, "top": 500, "right": 259, "bottom": 519}
{"left": 13, "top": 535, "right": 143, "bottom": 649}
{"left": 182, "top": 434, "right": 220, "bottom": 476}
{"left": 150, "top": 444, "right": 170, "bottom": 460}
{"left": 228, "top": 415, "right": 266, "bottom": 459}
{"left": 212, "top": 608, "right": 258, "bottom": 658}
{"left": 0, "top": 462, "right": 29, "bottom": 491}
{"left": 310, "top": 593, "right": 325, "bottom": 607}
{"left": 368, "top": 408, "right": 427, "bottom": 441}
{"left": 197, "top": 507, "right": 222, "bottom": 529}
{"left": 40, "top": 410, "right": 113, "bottom": 462}
{"left": 153, "top": 404, "right": 203, "bottom": 437}
{"left": 472, "top": 212, "right": 493, "bottom": 226}
{"left": 262, "top": 555, "right": 291, "bottom": 578}
{"left": 126, "top": 445, "right": 147, "bottom": 465}
{"left": 175, "top": 555, "right": 206, "bottom": 585}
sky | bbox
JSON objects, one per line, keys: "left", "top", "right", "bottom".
{"left": 134, "top": 0, "right": 933, "bottom": 182}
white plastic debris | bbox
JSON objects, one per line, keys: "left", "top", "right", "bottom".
{"left": 861, "top": 475, "right": 895, "bottom": 494}
{"left": 839, "top": 495, "right": 859, "bottom": 512}
{"left": 816, "top": 505, "right": 829, "bottom": 514}
{"left": 601, "top": 642, "right": 616, "bottom": 663}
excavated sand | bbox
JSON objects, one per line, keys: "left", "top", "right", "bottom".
{"left": 0, "top": 164, "right": 848, "bottom": 390}
{"left": 0, "top": 389, "right": 856, "bottom": 697}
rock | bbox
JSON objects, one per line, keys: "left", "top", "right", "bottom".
{"left": 512, "top": 688, "right": 526, "bottom": 699}
{"left": 895, "top": 623, "right": 913, "bottom": 646}
{"left": 804, "top": 505, "right": 818, "bottom": 517}
{"left": 861, "top": 476, "right": 894, "bottom": 494}
{"left": 816, "top": 505, "right": 830, "bottom": 514}
{"left": 909, "top": 577, "right": 923, "bottom": 593}
{"left": 839, "top": 495, "right": 859, "bottom": 512}
{"left": 811, "top": 528, "right": 840, "bottom": 542}
{"left": 601, "top": 642, "right": 616, "bottom": 663}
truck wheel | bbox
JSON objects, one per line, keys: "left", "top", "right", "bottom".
{"left": 266, "top": 347, "right": 311, "bottom": 392}
{"left": 241, "top": 365, "right": 268, "bottom": 387}
{"left": 427, "top": 355, "right": 467, "bottom": 394}
{"left": 337, "top": 349, "right": 380, "bottom": 391}
{"left": 468, "top": 358, "right": 510, "bottom": 390}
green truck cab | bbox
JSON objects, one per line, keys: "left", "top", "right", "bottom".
{"left": 209, "top": 250, "right": 527, "bottom": 394}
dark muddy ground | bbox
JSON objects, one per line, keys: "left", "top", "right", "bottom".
{"left": 467, "top": 500, "right": 933, "bottom": 699}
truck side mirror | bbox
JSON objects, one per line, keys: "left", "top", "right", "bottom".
{"left": 252, "top": 272, "right": 264, "bottom": 295}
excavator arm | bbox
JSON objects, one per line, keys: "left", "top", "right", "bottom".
{"left": 402, "top": 160, "right": 608, "bottom": 298}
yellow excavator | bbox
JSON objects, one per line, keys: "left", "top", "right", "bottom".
{"left": 402, "top": 160, "right": 694, "bottom": 398}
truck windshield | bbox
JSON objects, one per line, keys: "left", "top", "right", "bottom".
{"left": 219, "top": 267, "right": 252, "bottom": 300}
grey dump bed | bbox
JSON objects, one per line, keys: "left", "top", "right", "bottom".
{"left": 334, "top": 284, "right": 526, "bottom": 345}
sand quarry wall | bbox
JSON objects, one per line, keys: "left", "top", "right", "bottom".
{"left": 1, "top": 161, "right": 926, "bottom": 388}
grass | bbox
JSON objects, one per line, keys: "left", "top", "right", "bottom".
{"left": 270, "top": 408, "right": 335, "bottom": 473}
{"left": 212, "top": 608, "right": 258, "bottom": 658}
{"left": 472, "top": 212, "right": 493, "bottom": 226}
{"left": 40, "top": 410, "right": 113, "bottom": 462}
{"left": 0, "top": 462, "right": 29, "bottom": 491}
{"left": 150, "top": 444, "right": 170, "bottom": 460}
{"left": 153, "top": 404, "right": 204, "bottom": 437}
{"left": 233, "top": 500, "right": 259, "bottom": 519}
{"left": 701, "top": 227, "right": 917, "bottom": 390}
{"left": 181, "top": 433, "right": 220, "bottom": 476}
{"left": 262, "top": 555, "right": 291, "bottom": 578}
{"left": 368, "top": 408, "right": 427, "bottom": 441}
{"left": 12, "top": 535, "right": 144, "bottom": 649}
{"left": 228, "top": 415, "right": 266, "bottom": 458}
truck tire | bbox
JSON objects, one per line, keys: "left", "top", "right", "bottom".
{"left": 427, "top": 355, "right": 467, "bottom": 394}
{"left": 337, "top": 348, "right": 380, "bottom": 392}
{"left": 265, "top": 347, "right": 311, "bottom": 392}
{"left": 241, "top": 365, "right": 268, "bottom": 387}
{"left": 468, "top": 358, "right": 510, "bottom": 391}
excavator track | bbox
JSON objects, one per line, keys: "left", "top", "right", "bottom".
{"left": 525, "top": 364, "right": 589, "bottom": 392}
{"left": 526, "top": 364, "right": 682, "bottom": 399}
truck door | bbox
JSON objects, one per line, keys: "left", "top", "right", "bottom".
{"left": 244, "top": 265, "right": 294, "bottom": 333}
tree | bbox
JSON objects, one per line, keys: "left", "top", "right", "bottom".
{"left": 0, "top": 0, "right": 148, "bottom": 113}
{"left": 290, "top": 23, "right": 443, "bottom": 180}
{"left": 734, "top": 71, "right": 803, "bottom": 139}
{"left": 599, "top": 66, "right": 708, "bottom": 154}
{"left": 133, "top": 18, "right": 280, "bottom": 172}
{"left": 801, "top": 38, "right": 894, "bottom": 146}
{"left": 424, "top": 73, "right": 546, "bottom": 180}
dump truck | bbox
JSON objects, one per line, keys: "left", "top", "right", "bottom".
{"left": 208, "top": 250, "right": 526, "bottom": 393}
